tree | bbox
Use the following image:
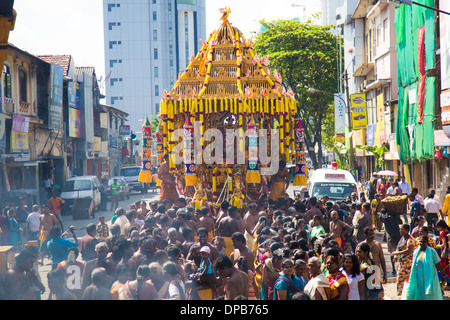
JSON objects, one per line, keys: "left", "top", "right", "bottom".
{"left": 355, "top": 145, "right": 388, "bottom": 171}
{"left": 253, "top": 15, "right": 343, "bottom": 169}
{"left": 332, "top": 143, "right": 350, "bottom": 171}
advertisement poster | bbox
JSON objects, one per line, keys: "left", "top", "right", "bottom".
{"left": 12, "top": 115, "right": 30, "bottom": 133}
{"left": 49, "top": 63, "right": 64, "bottom": 130}
{"left": 334, "top": 93, "right": 346, "bottom": 135}
{"left": 350, "top": 93, "right": 368, "bottom": 130}
{"left": 11, "top": 131, "right": 29, "bottom": 153}
{"left": 69, "top": 108, "right": 81, "bottom": 138}
{"left": 441, "top": 0, "right": 450, "bottom": 91}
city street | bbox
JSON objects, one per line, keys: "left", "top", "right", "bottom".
{"left": 59, "top": 190, "right": 160, "bottom": 238}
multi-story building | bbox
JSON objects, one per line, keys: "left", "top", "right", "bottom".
{"left": 350, "top": 0, "right": 399, "bottom": 180}
{"left": 0, "top": 44, "right": 66, "bottom": 206}
{"left": 103, "top": 0, "right": 206, "bottom": 137}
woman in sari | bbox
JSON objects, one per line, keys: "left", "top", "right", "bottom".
{"left": 406, "top": 235, "right": 446, "bottom": 300}
{"left": 8, "top": 208, "right": 22, "bottom": 251}
{"left": 274, "top": 258, "right": 304, "bottom": 300}
{"left": 391, "top": 224, "right": 414, "bottom": 296}
{"left": 436, "top": 220, "right": 450, "bottom": 281}
{"left": 260, "top": 248, "right": 283, "bottom": 300}
{"left": 356, "top": 242, "right": 384, "bottom": 300}
{"left": 324, "top": 248, "right": 348, "bottom": 300}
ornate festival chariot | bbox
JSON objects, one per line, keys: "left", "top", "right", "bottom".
{"left": 139, "top": 8, "right": 307, "bottom": 211}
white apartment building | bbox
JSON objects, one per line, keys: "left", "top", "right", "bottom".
{"left": 103, "top": 0, "right": 206, "bottom": 136}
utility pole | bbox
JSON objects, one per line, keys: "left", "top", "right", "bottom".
{"left": 344, "top": 69, "right": 356, "bottom": 173}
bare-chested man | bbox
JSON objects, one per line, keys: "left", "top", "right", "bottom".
{"left": 362, "top": 226, "right": 388, "bottom": 284}
{"left": 199, "top": 207, "right": 215, "bottom": 242}
{"left": 217, "top": 206, "right": 242, "bottom": 258}
{"left": 215, "top": 255, "right": 249, "bottom": 300}
{"left": 3, "top": 247, "right": 40, "bottom": 299}
{"left": 269, "top": 160, "right": 290, "bottom": 203}
{"left": 39, "top": 204, "right": 60, "bottom": 265}
{"left": 229, "top": 232, "right": 255, "bottom": 273}
{"left": 328, "top": 210, "right": 351, "bottom": 249}
{"left": 305, "top": 197, "right": 322, "bottom": 225}
{"left": 157, "top": 153, "right": 179, "bottom": 205}
{"left": 243, "top": 203, "right": 259, "bottom": 249}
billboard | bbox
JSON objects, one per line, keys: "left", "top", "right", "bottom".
{"left": 11, "top": 131, "right": 29, "bottom": 153}
{"left": 350, "top": 94, "right": 368, "bottom": 130}
{"left": 69, "top": 108, "right": 81, "bottom": 138}
{"left": 441, "top": 0, "right": 450, "bottom": 90}
{"left": 334, "top": 93, "right": 346, "bottom": 135}
{"left": 49, "top": 63, "right": 64, "bottom": 130}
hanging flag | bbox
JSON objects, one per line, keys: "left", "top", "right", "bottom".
{"left": 246, "top": 116, "right": 261, "bottom": 184}
{"left": 246, "top": 69, "right": 252, "bottom": 78}
{"left": 184, "top": 117, "right": 197, "bottom": 186}
{"left": 282, "top": 87, "right": 286, "bottom": 96}
{"left": 274, "top": 70, "right": 282, "bottom": 83}
{"left": 287, "top": 87, "right": 295, "bottom": 99}
{"left": 162, "top": 89, "right": 169, "bottom": 100}
{"left": 293, "top": 115, "right": 307, "bottom": 186}
{"left": 417, "top": 25, "right": 425, "bottom": 124}
{"left": 252, "top": 54, "right": 260, "bottom": 65}
{"left": 261, "top": 56, "right": 270, "bottom": 66}
{"left": 260, "top": 87, "right": 267, "bottom": 97}
{"left": 138, "top": 117, "right": 153, "bottom": 183}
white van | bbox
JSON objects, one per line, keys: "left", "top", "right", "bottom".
{"left": 307, "top": 168, "right": 358, "bottom": 202}
{"left": 60, "top": 175, "right": 102, "bottom": 214}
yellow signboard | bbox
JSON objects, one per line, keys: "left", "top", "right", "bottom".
{"left": 350, "top": 94, "right": 368, "bottom": 130}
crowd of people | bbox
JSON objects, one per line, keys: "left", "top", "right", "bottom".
{"left": 1, "top": 167, "right": 450, "bottom": 300}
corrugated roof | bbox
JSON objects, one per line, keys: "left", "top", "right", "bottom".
{"left": 75, "top": 66, "right": 96, "bottom": 77}
{"left": 38, "top": 54, "right": 72, "bottom": 76}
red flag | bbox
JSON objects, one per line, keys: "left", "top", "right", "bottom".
{"left": 417, "top": 26, "right": 425, "bottom": 124}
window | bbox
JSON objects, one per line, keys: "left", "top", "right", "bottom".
{"left": 383, "top": 19, "right": 388, "bottom": 43}
{"left": 153, "top": 30, "right": 158, "bottom": 41}
{"left": 110, "top": 78, "right": 122, "bottom": 86}
{"left": 155, "top": 103, "right": 160, "bottom": 114}
{"left": 153, "top": 11, "right": 157, "bottom": 22}
{"left": 19, "top": 69, "right": 27, "bottom": 102}
{"left": 155, "top": 85, "right": 159, "bottom": 96}
{"left": 154, "top": 67, "right": 159, "bottom": 78}
{"left": 110, "top": 59, "right": 122, "bottom": 67}
{"left": 2, "top": 64, "right": 12, "bottom": 99}
{"left": 154, "top": 48, "right": 158, "bottom": 59}
{"left": 185, "top": 12, "right": 189, "bottom": 64}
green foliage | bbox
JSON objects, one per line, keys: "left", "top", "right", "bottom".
{"left": 253, "top": 16, "right": 343, "bottom": 169}
{"left": 355, "top": 145, "right": 388, "bottom": 171}
{"left": 332, "top": 143, "right": 349, "bottom": 171}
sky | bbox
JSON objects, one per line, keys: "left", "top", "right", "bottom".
{"left": 8, "top": 0, "right": 321, "bottom": 92}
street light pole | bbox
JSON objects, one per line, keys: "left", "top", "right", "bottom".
{"left": 343, "top": 69, "right": 356, "bottom": 173}
{"left": 308, "top": 75, "right": 356, "bottom": 173}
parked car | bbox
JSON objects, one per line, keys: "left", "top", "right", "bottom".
{"left": 60, "top": 176, "right": 102, "bottom": 216}
{"left": 106, "top": 176, "right": 130, "bottom": 201}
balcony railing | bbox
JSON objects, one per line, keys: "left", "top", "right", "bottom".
{"left": 2, "top": 97, "right": 14, "bottom": 113}
{"left": 19, "top": 101, "right": 31, "bottom": 115}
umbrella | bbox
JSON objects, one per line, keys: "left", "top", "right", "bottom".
{"left": 375, "top": 170, "right": 398, "bottom": 177}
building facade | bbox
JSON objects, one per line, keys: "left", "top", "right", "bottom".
{"left": 103, "top": 0, "right": 206, "bottom": 137}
